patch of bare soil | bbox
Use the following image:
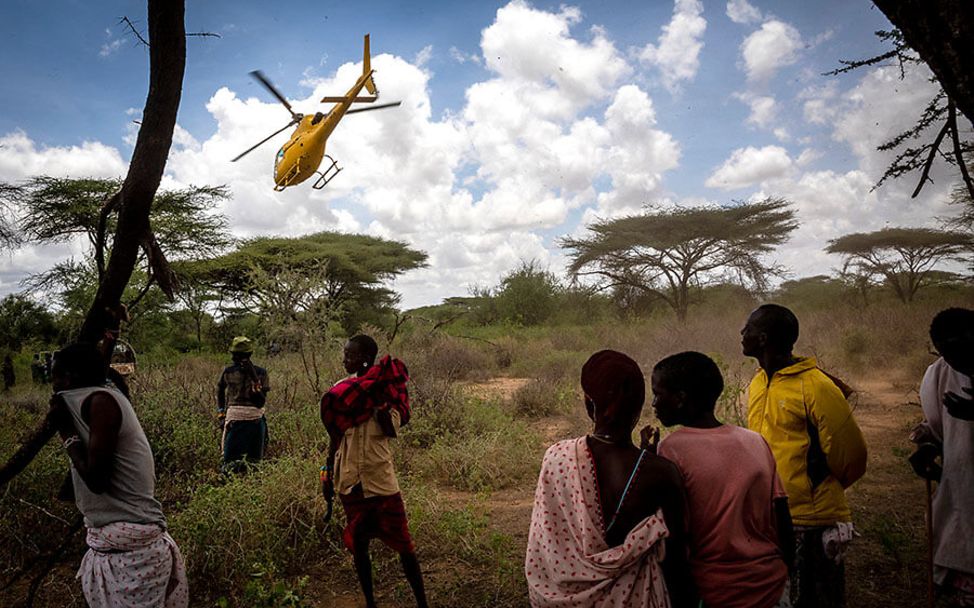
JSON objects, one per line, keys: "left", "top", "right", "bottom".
{"left": 461, "top": 377, "right": 531, "bottom": 401}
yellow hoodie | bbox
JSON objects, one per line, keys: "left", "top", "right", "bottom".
{"left": 747, "top": 357, "right": 867, "bottom": 526}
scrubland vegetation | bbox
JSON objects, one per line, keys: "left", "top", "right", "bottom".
{"left": 1, "top": 277, "right": 970, "bottom": 607}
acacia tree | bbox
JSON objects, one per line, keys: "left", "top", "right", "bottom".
{"left": 825, "top": 227, "right": 972, "bottom": 302}
{"left": 829, "top": 10, "right": 974, "bottom": 208}
{"left": 194, "top": 231, "right": 428, "bottom": 329}
{"left": 561, "top": 198, "right": 797, "bottom": 321}
{"left": 871, "top": 1, "right": 974, "bottom": 124}
{"left": 0, "top": 0, "right": 187, "bottom": 487}
{"left": 6, "top": 178, "right": 232, "bottom": 314}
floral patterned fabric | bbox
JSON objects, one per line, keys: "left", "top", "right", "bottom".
{"left": 78, "top": 521, "right": 188, "bottom": 608}
{"left": 526, "top": 437, "right": 671, "bottom": 608}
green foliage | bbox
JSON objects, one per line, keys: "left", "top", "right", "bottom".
{"left": 776, "top": 276, "right": 850, "bottom": 310}
{"left": 9, "top": 177, "right": 232, "bottom": 258}
{"left": 191, "top": 231, "right": 427, "bottom": 334}
{"left": 0, "top": 294, "right": 58, "bottom": 351}
{"left": 512, "top": 378, "right": 574, "bottom": 417}
{"left": 169, "top": 456, "right": 328, "bottom": 590}
{"left": 561, "top": 198, "right": 798, "bottom": 320}
{"left": 494, "top": 260, "right": 560, "bottom": 326}
{"left": 216, "top": 571, "right": 312, "bottom": 608}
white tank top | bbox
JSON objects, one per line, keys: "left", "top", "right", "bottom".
{"left": 59, "top": 386, "right": 166, "bottom": 529}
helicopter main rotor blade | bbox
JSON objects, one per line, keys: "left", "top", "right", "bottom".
{"left": 250, "top": 70, "right": 299, "bottom": 120}
{"left": 345, "top": 101, "right": 403, "bottom": 115}
{"left": 231, "top": 119, "right": 299, "bottom": 162}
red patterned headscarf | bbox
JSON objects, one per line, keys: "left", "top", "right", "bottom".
{"left": 580, "top": 350, "right": 645, "bottom": 427}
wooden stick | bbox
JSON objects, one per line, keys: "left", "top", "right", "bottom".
{"left": 926, "top": 476, "right": 935, "bottom": 608}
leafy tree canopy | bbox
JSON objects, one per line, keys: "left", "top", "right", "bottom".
{"left": 2, "top": 177, "right": 233, "bottom": 317}
{"left": 0, "top": 294, "right": 58, "bottom": 351}
{"left": 6, "top": 177, "right": 233, "bottom": 261}
{"left": 561, "top": 198, "right": 797, "bottom": 320}
{"left": 825, "top": 226, "right": 972, "bottom": 302}
{"left": 192, "top": 231, "right": 427, "bottom": 325}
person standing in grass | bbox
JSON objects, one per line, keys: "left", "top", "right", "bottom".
{"left": 216, "top": 336, "right": 270, "bottom": 474}
{"left": 49, "top": 342, "right": 188, "bottom": 607}
{"left": 742, "top": 304, "right": 867, "bottom": 608}
{"left": 525, "top": 349, "right": 694, "bottom": 608}
{"left": 2, "top": 353, "right": 14, "bottom": 391}
{"left": 320, "top": 334, "right": 428, "bottom": 608}
{"left": 647, "top": 351, "right": 793, "bottom": 608}
{"left": 910, "top": 307, "right": 974, "bottom": 606}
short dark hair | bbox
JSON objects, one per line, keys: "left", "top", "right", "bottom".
{"left": 930, "top": 308, "right": 974, "bottom": 346}
{"left": 53, "top": 343, "right": 106, "bottom": 387}
{"left": 348, "top": 334, "right": 379, "bottom": 363}
{"left": 753, "top": 303, "right": 800, "bottom": 350}
{"left": 653, "top": 351, "right": 724, "bottom": 409}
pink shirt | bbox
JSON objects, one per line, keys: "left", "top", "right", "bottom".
{"left": 659, "top": 425, "right": 788, "bottom": 608}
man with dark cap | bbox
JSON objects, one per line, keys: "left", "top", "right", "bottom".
{"left": 217, "top": 336, "right": 270, "bottom": 474}
{"left": 742, "top": 303, "right": 867, "bottom": 608}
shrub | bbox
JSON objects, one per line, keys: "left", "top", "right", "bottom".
{"left": 169, "top": 456, "right": 330, "bottom": 600}
{"left": 512, "top": 379, "right": 574, "bottom": 418}
{"left": 411, "top": 397, "right": 538, "bottom": 491}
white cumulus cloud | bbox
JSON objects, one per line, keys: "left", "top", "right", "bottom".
{"left": 705, "top": 145, "right": 793, "bottom": 190}
{"left": 726, "top": 0, "right": 762, "bottom": 25}
{"left": 639, "top": 0, "right": 707, "bottom": 93}
{"left": 740, "top": 19, "right": 803, "bottom": 83}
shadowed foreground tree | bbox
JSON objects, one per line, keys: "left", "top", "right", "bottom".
{"left": 872, "top": 1, "right": 974, "bottom": 124}
{"left": 0, "top": 294, "right": 58, "bottom": 352}
{"left": 561, "top": 198, "right": 798, "bottom": 321}
{"left": 0, "top": 0, "right": 186, "bottom": 487}
{"left": 825, "top": 227, "right": 972, "bottom": 303}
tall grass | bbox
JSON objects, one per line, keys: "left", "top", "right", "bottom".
{"left": 1, "top": 287, "right": 968, "bottom": 606}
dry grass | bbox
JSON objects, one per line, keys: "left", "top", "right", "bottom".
{"left": 0, "top": 289, "right": 968, "bottom": 607}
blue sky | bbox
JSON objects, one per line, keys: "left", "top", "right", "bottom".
{"left": 0, "top": 0, "right": 959, "bottom": 308}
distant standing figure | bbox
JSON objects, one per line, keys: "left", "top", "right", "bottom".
{"left": 2, "top": 354, "right": 14, "bottom": 391}
{"left": 217, "top": 336, "right": 270, "bottom": 474}
{"left": 43, "top": 352, "right": 53, "bottom": 383}
{"left": 742, "top": 304, "right": 867, "bottom": 608}
{"left": 31, "top": 353, "right": 44, "bottom": 384}
{"left": 909, "top": 308, "right": 974, "bottom": 606}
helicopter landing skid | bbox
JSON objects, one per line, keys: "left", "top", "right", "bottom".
{"left": 312, "top": 155, "right": 342, "bottom": 189}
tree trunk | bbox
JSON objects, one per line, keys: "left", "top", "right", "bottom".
{"left": 0, "top": 0, "right": 186, "bottom": 489}
{"left": 78, "top": 0, "right": 186, "bottom": 343}
{"left": 872, "top": 0, "right": 974, "bottom": 123}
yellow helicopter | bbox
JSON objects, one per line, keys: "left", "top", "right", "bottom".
{"left": 232, "top": 34, "right": 401, "bottom": 190}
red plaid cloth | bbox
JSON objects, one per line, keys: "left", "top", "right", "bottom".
{"left": 320, "top": 355, "right": 411, "bottom": 434}
{"left": 339, "top": 488, "right": 415, "bottom": 554}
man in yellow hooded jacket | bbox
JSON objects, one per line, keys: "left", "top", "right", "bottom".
{"left": 742, "top": 304, "right": 867, "bottom": 608}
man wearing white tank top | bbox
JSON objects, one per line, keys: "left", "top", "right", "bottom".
{"left": 49, "top": 343, "right": 189, "bottom": 608}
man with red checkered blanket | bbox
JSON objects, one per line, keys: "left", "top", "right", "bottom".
{"left": 320, "top": 334, "right": 428, "bottom": 608}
